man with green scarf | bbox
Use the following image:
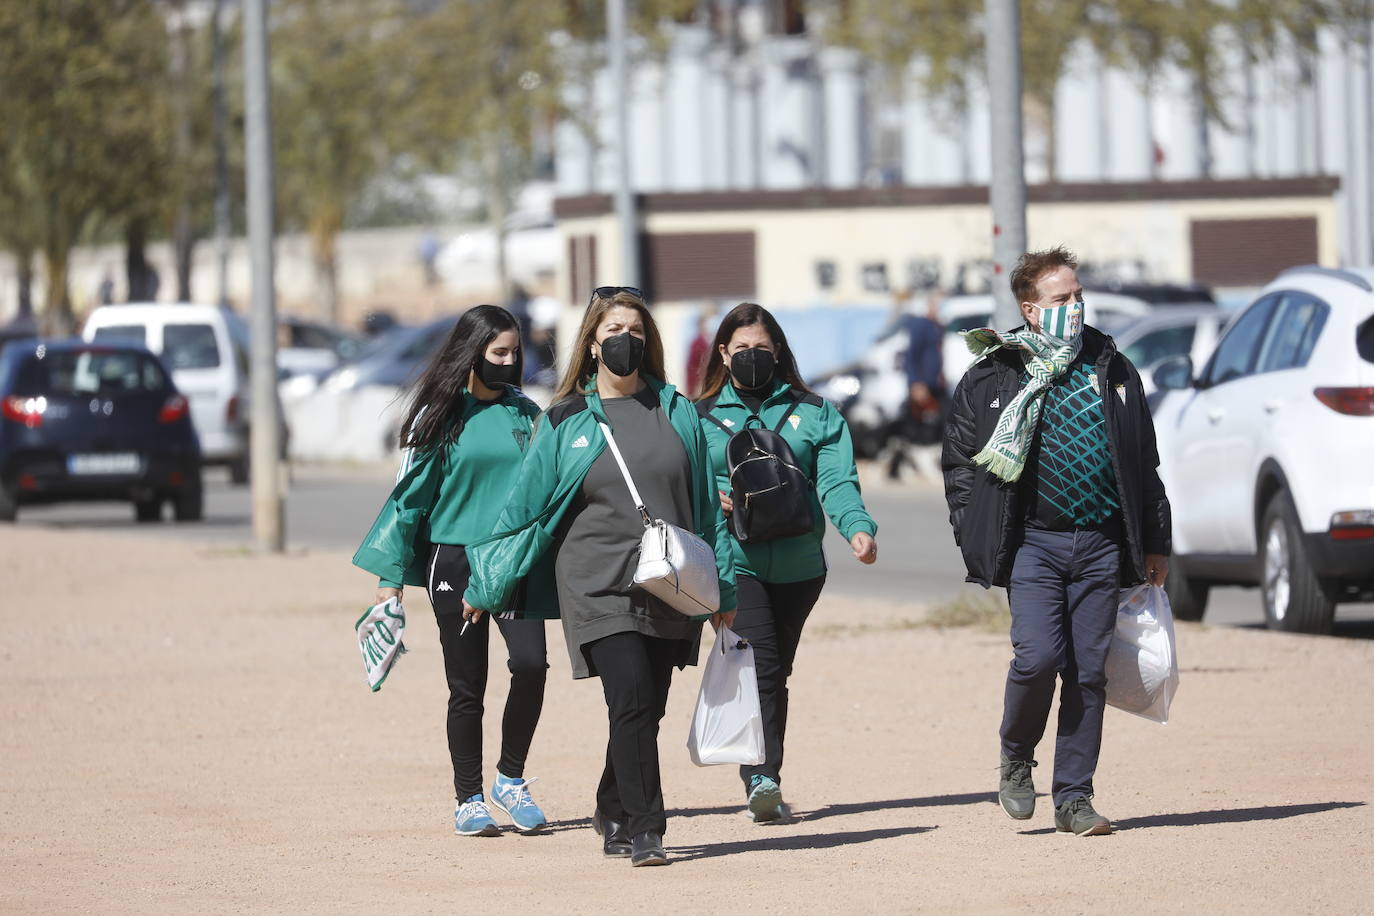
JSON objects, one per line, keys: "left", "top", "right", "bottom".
{"left": 942, "top": 247, "right": 1171, "bottom": 837}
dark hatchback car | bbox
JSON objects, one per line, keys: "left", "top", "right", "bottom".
{"left": 0, "top": 339, "right": 203, "bottom": 522}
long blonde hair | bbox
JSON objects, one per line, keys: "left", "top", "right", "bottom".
{"left": 553, "top": 290, "right": 667, "bottom": 402}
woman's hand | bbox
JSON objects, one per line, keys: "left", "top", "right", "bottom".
{"left": 461, "top": 600, "right": 486, "bottom": 624}
{"left": 710, "top": 610, "right": 737, "bottom": 631}
{"left": 850, "top": 532, "right": 878, "bottom": 565}
{"left": 719, "top": 490, "right": 734, "bottom": 516}
{"left": 375, "top": 586, "right": 402, "bottom": 606}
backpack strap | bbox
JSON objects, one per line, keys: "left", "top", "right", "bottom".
{"left": 695, "top": 395, "right": 732, "bottom": 433}
{"left": 770, "top": 389, "right": 808, "bottom": 434}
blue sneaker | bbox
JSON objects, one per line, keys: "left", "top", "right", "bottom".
{"left": 454, "top": 793, "right": 501, "bottom": 837}
{"left": 747, "top": 775, "right": 783, "bottom": 822}
{"left": 490, "top": 774, "right": 549, "bottom": 833}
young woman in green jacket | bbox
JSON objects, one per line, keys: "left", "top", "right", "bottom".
{"left": 462, "top": 288, "right": 737, "bottom": 867}
{"left": 695, "top": 302, "right": 879, "bottom": 822}
{"left": 353, "top": 305, "right": 551, "bottom": 838}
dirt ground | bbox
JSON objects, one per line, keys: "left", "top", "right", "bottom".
{"left": 3, "top": 527, "right": 1372, "bottom": 914}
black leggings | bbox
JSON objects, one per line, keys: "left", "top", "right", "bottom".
{"left": 730, "top": 573, "right": 826, "bottom": 792}
{"left": 428, "top": 544, "right": 548, "bottom": 801}
{"left": 585, "top": 631, "right": 683, "bottom": 838}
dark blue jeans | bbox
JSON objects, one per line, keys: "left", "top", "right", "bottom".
{"left": 1000, "top": 527, "right": 1121, "bottom": 807}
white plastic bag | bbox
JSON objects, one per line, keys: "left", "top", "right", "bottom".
{"left": 687, "top": 626, "right": 765, "bottom": 766}
{"left": 1105, "top": 584, "right": 1180, "bottom": 723}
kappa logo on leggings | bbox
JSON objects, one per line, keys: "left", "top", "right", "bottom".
{"left": 435, "top": 581, "right": 454, "bottom": 592}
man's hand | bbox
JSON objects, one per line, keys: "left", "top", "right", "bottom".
{"left": 850, "top": 532, "right": 877, "bottom": 564}
{"left": 375, "top": 586, "right": 402, "bottom": 606}
{"left": 461, "top": 600, "right": 486, "bottom": 623}
{"left": 1145, "top": 554, "right": 1169, "bottom": 587}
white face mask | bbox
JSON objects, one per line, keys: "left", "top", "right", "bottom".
{"left": 1034, "top": 297, "right": 1084, "bottom": 346}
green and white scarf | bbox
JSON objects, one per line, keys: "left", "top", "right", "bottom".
{"left": 960, "top": 327, "right": 1082, "bottom": 483}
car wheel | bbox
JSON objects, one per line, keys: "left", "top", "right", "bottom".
{"left": 174, "top": 484, "right": 204, "bottom": 522}
{"left": 1164, "top": 558, "right": 1209, "bottom": 621}
{"left": 229, "top": 454, "right": 249, "bottom": 485}
{"left": 1260, "top": 493, "right": 1335, "bottom": 634}
{"left": 134, "top": 497, "right": 162, "bottom": 523}
{"left": 0, "top": 481, "right": 16, "bottom": 522}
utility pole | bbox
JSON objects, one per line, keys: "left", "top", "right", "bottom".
{"left": 212, "top": 0, "right": 231, "bottom": 307}
{"left": 986, "top": 0, "right": 1028, "bottom": 330}
{"left": 607, "top": 0, "right": 640, "bottom": 288}
{"left": 243, "top": 0, "right": 285, "bottom": 551}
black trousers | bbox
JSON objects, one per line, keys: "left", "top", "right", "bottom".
{"left": 428, "top": 544, "right": 548, "bottom": 802}
{"left": 730, "top": 573, "right": 827, "bottom": 792}
{"left": 585, "top": 631, "right": 683, "bottom": 838}
{"left": 1000, "top": 528, "right": 1121, "bottom": 806}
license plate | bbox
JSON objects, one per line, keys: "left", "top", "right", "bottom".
{"left": 68, "top": 453, "right": 142, "bottom": 475}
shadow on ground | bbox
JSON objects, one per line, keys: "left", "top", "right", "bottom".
{"left": 671, "top": 825, "right": 937, "bottom": 862}
{"left": 1017, "top": 801, "right": 1365, "bottom": 835}
{"left": 668, "top": 791, "right": 992, "bottom": 822}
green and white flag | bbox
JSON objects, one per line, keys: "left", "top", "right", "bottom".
{"left": 356, "top": 597, "right": 408, "bottom": 691}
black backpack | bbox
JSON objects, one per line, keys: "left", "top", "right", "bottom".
{"left": 697, "top": 395, "right": 815, "bottom": 544}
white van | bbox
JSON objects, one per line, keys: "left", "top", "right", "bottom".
{"left": 83, "top": 303, "right": 252, "bottom": 483}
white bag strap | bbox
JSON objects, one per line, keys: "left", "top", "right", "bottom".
{"left": 598, "top": 421, "right": 652, "bottom": 527}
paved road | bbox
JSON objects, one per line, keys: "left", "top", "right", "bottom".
{"left": 14, "top": 463, "right": 1374, "bottom": 638}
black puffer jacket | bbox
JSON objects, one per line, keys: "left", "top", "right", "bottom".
{"left": 941, "top": 326, "right": 1171, "bottom": 588}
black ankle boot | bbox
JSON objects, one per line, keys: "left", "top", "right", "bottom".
{"left": 591, "top": 809, "right": 631, "bottom": 857}
{"left": 630, "top": 831, "right": 667, "bottom": 867}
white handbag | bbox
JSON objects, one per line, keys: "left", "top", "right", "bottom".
{"left": 598, "top": 421, "right": 721, "bottom": 617}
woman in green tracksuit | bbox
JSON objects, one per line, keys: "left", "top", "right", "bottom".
{"left": 353, "top": 305, "right": 553, "bottom": 839}
{"left": 461, "top": 288, "right": 736, "bottom": 867}
{"left": 695, "top": 302, "right": 879, "bottom": 823}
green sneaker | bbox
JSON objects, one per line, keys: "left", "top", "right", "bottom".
{"left": 1055, "top": 796, "right": 1112, "bottom": 836}
{"left": 998, "top": 753, "right": 1037, "bottom": 820}
{"left": 747, "top": 775, "right": 783, "bottom": 823}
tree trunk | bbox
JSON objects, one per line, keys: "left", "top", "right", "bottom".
{"left": 126, "top": 217, "right": 156, "bottom": 301}
{"left": 314, "top": 233, "right": 339, "bottom": 325}
{"left": 171, "top": 0, "right": 196, "bottom": 303}
{"left": 42, "top": 244, "right": 74, "bottom": 336}
{"left": 1044, "top": 96, "right": 1058, "bottom": 184}
{"left": 174, "top": 210, "right": 195, "bottom": 302}
{"left": 16, "top": 249, "right": 34, "bottom": 320}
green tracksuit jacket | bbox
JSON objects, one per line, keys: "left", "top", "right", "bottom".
{"left": 351, "top": 389, "right": 546, "bottom": 601}
{"left": 697, "top": 379, "right": 877, "bottom": 583}
{"left": 463, "top": 375, "right": 738, "bottom": 622}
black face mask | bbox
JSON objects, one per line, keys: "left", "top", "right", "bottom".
{"left": 729, "top": 347, "right": 776, "bottom": 390}
{"left": 477, "top": 357, "right": 519, "bottom": 389}
{"left": 598, "top": 332, "right": 645, "bottom": 377}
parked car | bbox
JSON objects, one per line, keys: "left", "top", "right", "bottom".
{"left": 83, "top": 303, "right": 252, "bottom": 484}
{"left": 282, "top": 315, "right": 458, "bottom": 462}
{"left": 277, "top": 316, "right": 364, "bottom": 380}
{"left": 1113, "top": 306, "right": 1229, "bottom": 397}
{"left": 1151, "top": 265, "right": 1374, "bottom": 633}
{"left": 0, "top": 339, "right": 203, "bottom": 522}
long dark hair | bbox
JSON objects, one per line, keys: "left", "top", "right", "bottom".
{"left": 553, "top": 289, "right": 667, "bottom": 402}
{"left": 695, "top": 302, "right": 810, "bottom": 401}
{"left": 400, "top": 304, "right": 522, "bottom": 452}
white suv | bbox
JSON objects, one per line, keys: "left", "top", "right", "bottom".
{"left": 83, "top": 304, "right": 252, "bottom": 483}
{"left": 1151, "top": 266, "right": 1374, "bottom": 633}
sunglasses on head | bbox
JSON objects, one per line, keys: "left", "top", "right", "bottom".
{"left": 589, "top": 286, "right": 644, "bottom": 306}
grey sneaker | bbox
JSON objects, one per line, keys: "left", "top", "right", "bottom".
{"left": 1055, "top": 796, "right": 1112, "bottom": 836}
{"left": 998, "top": 753, "right": 1037, "bottom": 820}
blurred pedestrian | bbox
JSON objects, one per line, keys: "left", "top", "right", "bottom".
{"left": 352, "top": 304, "right": 552, "bottom": 838}
{"left": 462, "top": 287, "right": 736, "bottom": 867}
{"left": 684, "top": 309, "right": 714, "bottom": 398}
{"left": 418, "top": 231, "right": 441, "bottom": 288}
{"left": 942, "top": 246, "right": 1171, "bottom": 837}
{"left": 695, "top": 302, "right": 878, "bottom": 822}
{"left": 97, "top": 269, "right": 115, "bottom": 306}
{"left": 889, "top": 291, "right": 946, "bottom": 481}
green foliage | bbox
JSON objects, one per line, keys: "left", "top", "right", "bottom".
{"left": 0, "top": 0, "right": 169, "bottom": 326}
